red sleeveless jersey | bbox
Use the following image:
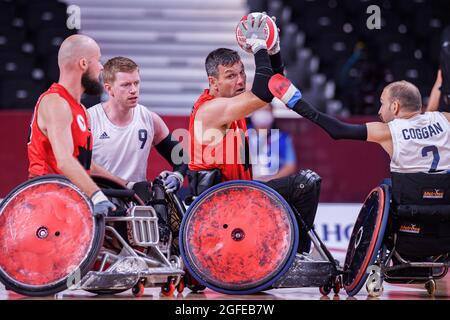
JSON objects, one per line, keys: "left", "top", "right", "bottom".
{"left": 28, "top": 83, "right": 92, "bottom": 178}
{"left": 189, "top": 89, "right": 252, "bottom": 181}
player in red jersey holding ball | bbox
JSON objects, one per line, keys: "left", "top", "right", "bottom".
{"left": 188, "top": 13, "right": 322, "bottom": 254}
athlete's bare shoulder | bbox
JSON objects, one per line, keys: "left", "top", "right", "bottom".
{"left": 366, "top": 121, "right": 391, "bottom": 144}
{"left": 39, "top": 92, "right": 68, "bottom": 108}
{"left": 38, "top": 93, "right": 72, "bottom": 131}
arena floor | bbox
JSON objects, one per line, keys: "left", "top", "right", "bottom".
{"left": 1, "top": 278, "right": 449, "bottom": 301}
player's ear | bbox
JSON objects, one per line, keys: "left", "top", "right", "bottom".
{"left": 208, "top": 75, "right": 218, "bottom": 91}
{"left": 104, "top": 82, "right": 113, "bottom": 97}
{"left": 79, "top": 58, "right": 88, "bottom": 71}
{"left": 392, "top": 100, "right": 401, "bottom": 115}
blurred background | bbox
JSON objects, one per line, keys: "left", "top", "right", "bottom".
{"left": 0, "top": 0, "right": 448, "bottom": 204}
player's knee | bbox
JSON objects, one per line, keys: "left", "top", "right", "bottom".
{"left": 291, "top": 169, "right": 322, "bottom": 200}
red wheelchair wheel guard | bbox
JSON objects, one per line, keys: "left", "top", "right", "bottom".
{"left": 180, "top": 181, "right": 299, "bottom": 294}
{"left": 343, "top": 185, "right": 390, "bottom": 296}
{"left": 0, "top": 175, "right": 103, "bottom": 296}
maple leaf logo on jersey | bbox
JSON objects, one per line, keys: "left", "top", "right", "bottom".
{"left": 99, "top": 132, "right": 110, "bottom": 140}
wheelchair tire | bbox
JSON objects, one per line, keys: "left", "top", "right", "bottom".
{"left": 180, "top": 181, "right": 299, "bottom": 295}
{"left": 343, "top": 185, "right": 390, "bottom": 297}
{"left": 0, "top": 175, "right": 104, "bottom": 297}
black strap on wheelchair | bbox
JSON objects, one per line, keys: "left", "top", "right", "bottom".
{"left": 107, "top": 209, "right": 128, "bottom": 217}
{"left": 101, "top": 189, "right": 135, "bottom": 198}
{"left": 148, "top": 199, "right": 167, "bottom": 206}
{"left": 187, "top": 169, "right": 222, "bottom": 196}
{"left": 396, "top": 205, "right": 450, "bottom": 221}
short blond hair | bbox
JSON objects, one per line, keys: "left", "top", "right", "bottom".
{"left": 102, "top": 56, "right": 138, "bottom": 84}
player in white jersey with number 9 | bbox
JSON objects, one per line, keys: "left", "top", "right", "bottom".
{"left": 88, "top": 57, "right": 188, "bottom": 203}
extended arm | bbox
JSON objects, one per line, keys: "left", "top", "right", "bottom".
{"left": 268, "top": 76, "right": 368, "bottom": 140}
{"left": 268, "top": 74, "right": 393, "bottom": 156}
{"left": 427, "top": 70, "right": 442, "bottom": 112}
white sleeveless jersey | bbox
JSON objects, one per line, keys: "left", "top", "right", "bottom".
{"left": 389, "top": 112, "right": 450, "bottom": 173}
{"left": 88, "top": 104, "right": 154, "bottom": 181}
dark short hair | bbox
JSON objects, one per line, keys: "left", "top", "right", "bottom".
{"left": 103, "top": 56, "right": 138, "bottom": 84}
{"left": 205, "top": 48, "right": 241, "bottom": 78}
{"left": 385, "top": 81, "right": 422, "bottom": 112}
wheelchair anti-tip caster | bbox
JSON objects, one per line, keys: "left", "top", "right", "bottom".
{"left": 320, "top": 277, "right": 341, "bottom": 296}
{"left": 425, "top": 280, "right": 436, "bottom": 296}
{"left": 319, "top": 284, "right": 331, "bottom": 296}
{"left": 161, "top": 278, "right": 176, "bottom": 297}
{"left": 177, "top": 278, "right": 185, "bottom": 294}
{"left": 132, "top": 280, "right": 145, "bottom": 297}
{"left": 366, "top": 279, "right": 384, "bottom": 298}
{"left": 333, "top": 277, "right": 342, "bottom": 295}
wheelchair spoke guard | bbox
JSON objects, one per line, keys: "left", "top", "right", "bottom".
{"left": 343, "top": 185, "right": 390, "bottom": 296}
{"left": 0, "top": 175, "right": 104, "bottom": 296}
{"left": 180, "top": 181, "right": 299, "bottom": 294}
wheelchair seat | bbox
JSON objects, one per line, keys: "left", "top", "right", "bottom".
{"left": 392, "top": 172, "right": 450, "bottom": 219}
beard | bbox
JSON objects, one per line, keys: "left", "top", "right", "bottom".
{"left": 81, "top": 70, "right": 103, "bottom": 96}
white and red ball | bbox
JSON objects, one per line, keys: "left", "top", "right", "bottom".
{"left": 236, "top": 12, "right": 279, "bottom": 54}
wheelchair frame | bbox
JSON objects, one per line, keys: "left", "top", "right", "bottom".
{"left": 77, "top": 206, "right": 185, "bottom": 296}
{"left": 367, "top": 229, "right": 450, "bottom": 297}
{"left": 76, "top": 176, "right": 186, "bottom": 297}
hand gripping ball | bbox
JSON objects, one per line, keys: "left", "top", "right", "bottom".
{"left": 236, "top": 12, "right": 279, "bottom": 54}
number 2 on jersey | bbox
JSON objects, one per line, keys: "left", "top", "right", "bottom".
{"left": 138, "top": 129, "right": 147, "bottom": 149}
{"left": 422, "top": 146, "right": 440, "bottom": 173}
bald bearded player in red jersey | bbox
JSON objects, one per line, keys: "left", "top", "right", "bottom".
{"left": 28, "top": 34, "right": 118, "bottom": 217}
{"left": 188, "top": 14, "right": 321, "bottom": 254}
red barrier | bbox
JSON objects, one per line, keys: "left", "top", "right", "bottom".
{"left": 0, "top": 111, "right": 388, "bottom": 202}
{"left": 0, "top": 111, "right": 31, "bottom": 197}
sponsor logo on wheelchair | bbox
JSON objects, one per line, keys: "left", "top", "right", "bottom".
{"left": 399, "top": 224, "right": 421, "bottom": 234}
{"left": 422, "top": 189, "right": 445, "bottom": 199}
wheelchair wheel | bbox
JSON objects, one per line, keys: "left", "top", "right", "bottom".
{"left": 343, "top": 185, "right": 390, "bottom": 297}
{"left": 0, "top": 175, "right": 104, "bottom": 297}
{"left": 180, "top": 181, "right": 299, "bottom": 295}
